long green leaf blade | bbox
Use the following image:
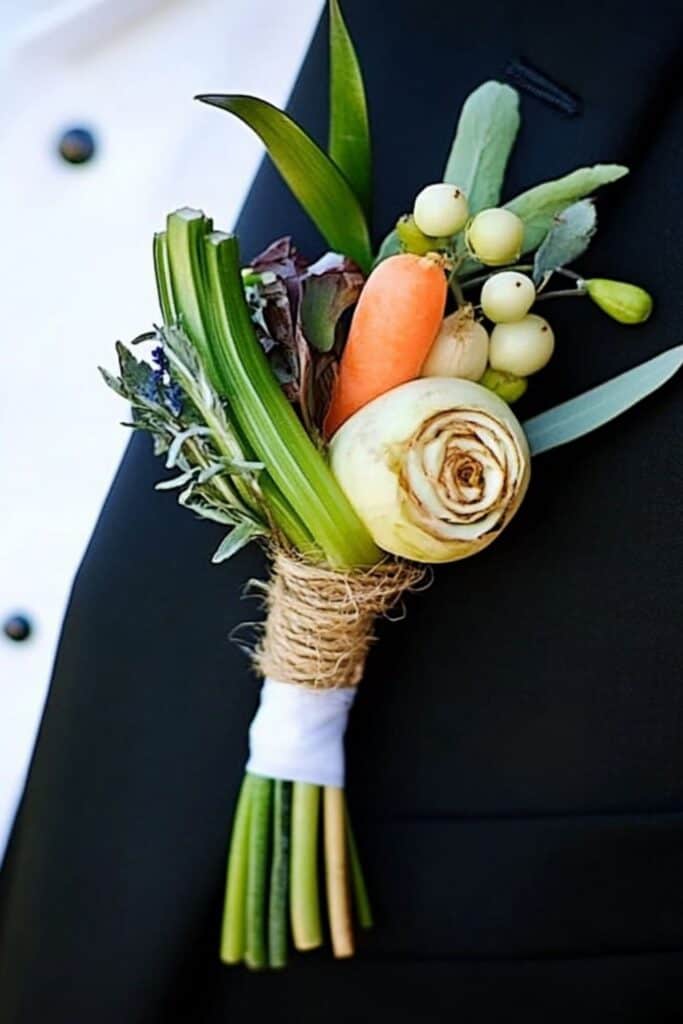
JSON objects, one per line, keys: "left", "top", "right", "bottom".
{"left": 506, "top": 164, "right": 628, "bottom": 254}
{"left": 328, "top": 0, "right": 372, "bottom": 215}
{"left": 524, "top": 345, "right": 683, "bottom": 456}
{"left": 443, "top": 80, "right": 520, "bottom": 213}
{"left": 197, "top": 94, "right": 372, "bottom": 272}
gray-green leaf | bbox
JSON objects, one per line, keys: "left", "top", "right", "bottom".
{"left": 506, "top": 164, "right": 628, "bottom": 254}
{"left": 533, "top": 199, "right": 597, "bottom": 283}
{"left": 212, "top": 521, "right": 263, "bottom": 563}
{"left": 443, "top": 81, "right": 520, "bottom": 214}
{"left": 524, "top": 345, "right": 683, "bottom": 456}
{"left": 328, "top": 0, "right": 372, "bottom": 214}
{"left": 165, "top": 425, "right": 211, "bottom": 469}
{"left": 155, "top": 469, "right": 197, "bottom": 490}
{"left": 197, "top": 94, "right": 372, "bottom": 272}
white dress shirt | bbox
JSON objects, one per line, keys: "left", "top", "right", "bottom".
{"left": 0, "top": 0, "right": 322, "bottom": 861}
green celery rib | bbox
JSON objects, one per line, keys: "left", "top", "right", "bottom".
{"left": 161, "top": 210, "right": 314, "bottom": 551}
{"left": 203, "top": 231, "right": 381, "bottom": 568}
{"left": 220, "top": 774, "right": 253, "bottom": 963}
{"left": 290, "top": 782, "right": 323, "bottom": 950}
{"left": 166, "top": 209, "right": 220, "bottom": 384}
{"left": 262, "top": 479, "right": 317, "bottom": 554}
{"left": 153, "top": 233, "right": 177, "bottom": 325}
{"left": 268, "top": 779, "right": 292, "bottom": 968}
{"left": 245, "top": 775, "right": 272, "bottom": 970}
{"left": 344, "top": 796, "right": 373, "bottom": 929}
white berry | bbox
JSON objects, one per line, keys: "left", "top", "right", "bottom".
{"left": 467, "top": 208, "right": 524, "bottom": 266}
{"left": 481, "top": 271, "right": 536, "bottom": 323}
{"left": 413, "top": 183, "right": 469, "bottom": 237}
{"left": 489, "top": 314, "right": 555, "bottom": 376}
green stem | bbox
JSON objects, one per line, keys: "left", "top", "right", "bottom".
{"left": 324, "top": 786, "right": 354, "bottom": 958}
{"left": 245, "top": 774, "right": 273, "bottom": 970}
{"left": 345, "top": 797, "right": 373, "bottom": 929}
{"left": 203, "top": 231, "right": 381, "bottom": 568}
{"left": 268, "top": 780, "right": 292, "bottom": 969}
{"left": 220, "top": 775, "right": 253, "bottom": 964}
{"left": 460, "top": 263, "right": 534, "bottom": 289}
{"left": 448, "top": 268, "right": 466, "bottom": 308}
{"left": 290, "top": 783, "right": 323, "bottom": 950}
{"left": 535, "top": 287, "right": 586, "bottom": 302}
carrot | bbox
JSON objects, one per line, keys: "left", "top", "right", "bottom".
{"left": 324, "top": 253, "right": 447, "bottom": 437}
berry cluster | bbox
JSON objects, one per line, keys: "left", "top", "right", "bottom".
{"left": 396, "top": 182, "right": 652, "bottom": 403}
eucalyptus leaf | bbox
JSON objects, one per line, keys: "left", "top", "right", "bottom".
{"left": 197, "top": 94, "right": 372, "bottom": 272}
{"left": 533, "top": 199, "right": 597, "bottom": 283}
{"left": 328, "top": 0, "right": 372, "bottom": 214}
{"left": 443, "top": 81, "right": 520, "bottom": 214}
{"left": 211, "top": 521, "right": 263, "bottom": 563}
{"left": 506, "top": 164, "right": 628, "bottom": 253}
{"left": 524, "top": 345, "right": 683, "bottom": 456}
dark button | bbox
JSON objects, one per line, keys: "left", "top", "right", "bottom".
{"left": 57, "top": 126, "right": 96, "bottom": 165}
{"left": 3, "top": 614, "right": 32, "bottom": 642}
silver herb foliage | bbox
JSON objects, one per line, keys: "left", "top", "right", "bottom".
{"left": 100, "top": 324, "right": 269, "bottom": 561}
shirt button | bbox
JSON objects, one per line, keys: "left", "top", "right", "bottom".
{"left": 3, "top": 614, "right": 33, "bottom": 642}
{"left": 57, "top": 126, "right": 97, "bottom": 165}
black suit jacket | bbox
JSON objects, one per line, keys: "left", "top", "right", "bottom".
{"left": 1, "top": 2, "right": 682, "bottom": 1021}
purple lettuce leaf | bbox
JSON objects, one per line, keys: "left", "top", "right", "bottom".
{"left": 247, "top": 238, "right": 364, "bottom": 437}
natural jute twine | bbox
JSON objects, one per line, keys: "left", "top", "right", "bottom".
{"left": 252, "top": 548, "right": 427, "bottom": 689}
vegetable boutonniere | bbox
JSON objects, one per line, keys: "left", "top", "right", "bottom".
{"left": 103, "top": 0, "right": 681, "bottom": 971}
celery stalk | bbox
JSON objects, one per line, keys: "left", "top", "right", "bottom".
{"left": 153, "top": 233, "right": 176, "bottom": 325}
{"left": 245, "top": 775, "right": 272, "bottom": 970}
{"left": 203, "top": 231, "right": 381, "bottom": 568}
{"left": 268, "top": 779, "right": 292, "bottom": 968}
{"left": 166, "top": 209, "right": 218, "bottom": 382}
{"left": 161, "top": 212, "right": 314, "bottom": 552}
{"left": 261, "top": 481, "right": 317, "bottom": 554}
{"left": 290, "top": 783, "right": 322, "bottom": 950}
{"left": 220, "top": 775, "right": 253, "bottom": 963}
{"left": 345, "top": 797, "right": 373, "bottom": 929}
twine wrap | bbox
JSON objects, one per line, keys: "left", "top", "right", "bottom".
{"left": 252, "top": 549, "right": 426, "bottom": 690}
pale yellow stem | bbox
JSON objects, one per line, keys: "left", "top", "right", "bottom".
{"left": 323, "top": 786, "right": 354, "bottom": 959}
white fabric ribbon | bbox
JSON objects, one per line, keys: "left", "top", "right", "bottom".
{"left": 245, "top": 678, "right": 356, "bottom": 788}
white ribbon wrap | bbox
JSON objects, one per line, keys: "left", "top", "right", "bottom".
{"left": 245, "top": 678, "right": 356, "bottom": 788}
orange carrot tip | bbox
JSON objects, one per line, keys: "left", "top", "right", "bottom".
{"left": 324, "top": 253, "right": 447, "bottom": 438}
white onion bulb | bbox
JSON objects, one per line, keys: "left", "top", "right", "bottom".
{"left": 329, "top": 377, "right": 530, "bottom": 563}
{"left": 420, "top": 308, "right": 489, "bottom": 381}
